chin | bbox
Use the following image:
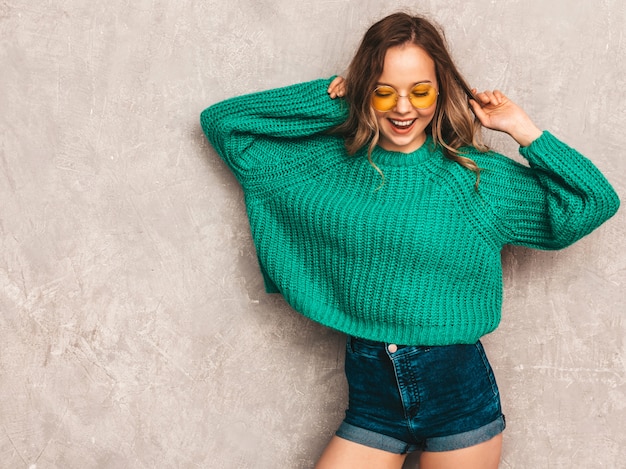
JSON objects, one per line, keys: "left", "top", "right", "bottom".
{"left": 380, "top": 133, "right": 426, "bottom": 153}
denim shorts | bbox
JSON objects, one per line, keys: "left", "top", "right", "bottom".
{"left": 336, "top": 337, "right": 505, "bottom": 453}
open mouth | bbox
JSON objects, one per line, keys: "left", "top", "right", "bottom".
{"left": 389, "top": 118, "right": 416, "bottom": 130}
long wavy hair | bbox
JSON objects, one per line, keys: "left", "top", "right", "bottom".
{"left": 333, "top": 12, "right": 487, "bottom": 186}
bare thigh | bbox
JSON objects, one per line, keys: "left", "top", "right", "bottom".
{"left": 314, "top": 435, "right": 407, "bottom": 469}
{"left": 419, "top": 433, "right": 503, "bottom": 469}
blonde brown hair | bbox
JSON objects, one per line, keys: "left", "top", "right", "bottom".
{"left": 334, "top": 12, "right": 487, "bottom": 185}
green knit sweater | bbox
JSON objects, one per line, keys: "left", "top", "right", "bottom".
{"left": 200, "top": 77, "right": 620, "bottom": 346}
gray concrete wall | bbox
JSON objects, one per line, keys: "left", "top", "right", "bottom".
{"left": 1, "top": 0, "right": 624, "bottom": 467}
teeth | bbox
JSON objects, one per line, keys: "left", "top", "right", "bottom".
{"left": 390, "top": 119, "right": 415, "bottom": 127}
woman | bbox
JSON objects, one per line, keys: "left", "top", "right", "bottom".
{"left": 200, "top": 12, "right": 619, "bottom": 469}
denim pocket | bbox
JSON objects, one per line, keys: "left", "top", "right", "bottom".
{"left": 344, "top": 337, "right": 405, "bottom": 422}
{"left": 346, "top": 336, "right": 387, "bottom": 359}
{"left": 474, "top": 341, "right": 500, "bottom": 398}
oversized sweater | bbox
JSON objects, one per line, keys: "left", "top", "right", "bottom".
{"left": 200, "top": 77, "right": 620, "bottom": 346}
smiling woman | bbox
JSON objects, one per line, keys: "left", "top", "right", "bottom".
{"left": 372, "top": 44, "right": 439, "bottom": 153}
{"left": 199, "top": 11, "right": 620, "bottom": 469}
{"left": 332, "top": 13, "right": 485, "bottom": 188}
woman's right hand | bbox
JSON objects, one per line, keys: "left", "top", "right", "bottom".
{"left": 327, "top": 76, "right": 346, "bottom": 99}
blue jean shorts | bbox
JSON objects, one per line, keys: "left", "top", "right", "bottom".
{"left": 336, "top": 337, "right": 505, "bottom": 454}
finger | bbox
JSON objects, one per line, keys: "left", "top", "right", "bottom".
{"left": 327, "top": 76, "right": 345, "bottom": 98}
{"left": 482, "top": 90, "right": 497, "bottom": 104}
{"left": 328, "top": 76, "right": 344, "bottom": 90}
{"left": 475, "top": 91, "right": 491, "bottom": 104}
{"left": 469, "top": 99, "right": 485, "bottom": 118}
{"left": 469, "top": 99, "right": 492, "bottom": 128}
{"left": 493, "top": 90, "right": 505, "bottom": 104}
{"left": 485, "top": 90, "right": 502, "bottom": 105}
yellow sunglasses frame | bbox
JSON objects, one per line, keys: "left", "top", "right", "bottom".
{"left": 371, "top": 83, "right": 439, "bottom": 112}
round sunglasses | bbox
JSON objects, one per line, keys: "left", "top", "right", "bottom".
{"left": 371, "top": 83, "right": 438, "bottom": 112}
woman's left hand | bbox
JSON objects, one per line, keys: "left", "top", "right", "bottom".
{"left": 327, "top": 76, "right": 346, "bottom": 99}
{"left": 469, "top": 89, "right": 543, "bottom": 147}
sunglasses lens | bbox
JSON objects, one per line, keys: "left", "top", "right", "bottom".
{"left": 409, "top": 84, "right": 437, "bottom": 109}
{"left": 371, "top": 86, "right": 397, "bottom": 111}
{"left": 371, "top": 84, "right": 438, "bottom": 111}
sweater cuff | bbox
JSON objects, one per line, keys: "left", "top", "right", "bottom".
{"left": 518, "top": 130, "right": 578, "bottom": 171}
{"left": 519, "top": 130, "right": 558, "bottom": 156}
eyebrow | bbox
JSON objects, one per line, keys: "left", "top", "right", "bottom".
{"left": 376, "top": 80, "right": 434, "bottom": 87}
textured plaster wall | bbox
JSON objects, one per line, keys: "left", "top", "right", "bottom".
{"left": 0, "top": 0, "right": 624, "bottom": 468}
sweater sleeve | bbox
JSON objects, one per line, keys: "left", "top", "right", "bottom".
{"left": 477, "top": 131, "right": 620, "bottom": 250}
{"left": 199, "top": 77, "right": 348, "bottom": 180}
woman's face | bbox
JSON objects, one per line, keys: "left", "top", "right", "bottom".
{"left": 374, "top": 44, "right": 438, "bottom": 153}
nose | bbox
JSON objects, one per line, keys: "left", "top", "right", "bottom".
{"left": 394, "top": 94, "right": 413, "bottom": 113}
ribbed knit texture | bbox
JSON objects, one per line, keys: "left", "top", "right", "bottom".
{"left": 200, "top": 77, "right": 620, "bottom": 346}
